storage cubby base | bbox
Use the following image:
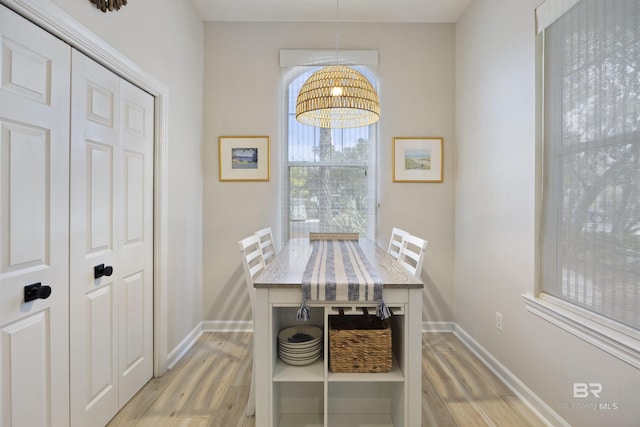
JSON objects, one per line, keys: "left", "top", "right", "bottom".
{"left": 278, "top": 413, "right": 324, "bottom": 427}
{"left": 326, "top": 414, "right": 395, "bottom": 427}
{"left": 270, "top": 303, "right": 411, "bottom": 426}
{"left": 328, "top": 382, "right": 404, "bottom": 426}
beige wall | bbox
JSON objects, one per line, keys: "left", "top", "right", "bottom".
{"left": 202, "top": 22, "right": 456, "bottom": 323}
{"left": 455, "top": 0, "right": 640, "bottom": 425}
{"left": 36, "top": 3, "right": 640, "bottom": 424}
{"left": 50, "top": 0, "right": 205, "bottom": 354}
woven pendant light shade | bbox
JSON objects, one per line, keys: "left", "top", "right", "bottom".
{"left": 296, "top": 65, "right": 380, "bottom": 128}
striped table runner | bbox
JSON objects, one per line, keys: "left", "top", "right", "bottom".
{"left": 297, "top": 240, "right": 391, "bottom": 321}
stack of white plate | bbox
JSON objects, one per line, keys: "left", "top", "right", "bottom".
{"left": 278, "top": 325, "right": 322, "bottom": 366}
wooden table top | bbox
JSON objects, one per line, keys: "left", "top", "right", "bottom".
{"left": 254, "top": 238, "right": 423, "bottom": 289}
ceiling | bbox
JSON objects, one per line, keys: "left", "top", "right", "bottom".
{"left": 190, "top": 0, "right": 473, "bottom": 23}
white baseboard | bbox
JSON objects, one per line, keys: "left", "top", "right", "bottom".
{"left": 452, "top": 325, "right": 569, "bottom": 427}
{"left": 202, "top": 320, "right": 253, "bottom": 332}
{"left": 166, "top": 322, "right": 203, "bottom": 370}
{"left": 422, "top": 321, "right": 455, "bottom": 332}
{"left": 164, "top": 321, "right": 253, "bottom": 371}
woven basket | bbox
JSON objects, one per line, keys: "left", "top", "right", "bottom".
{"left": 329, "top": 313, "right": 392, "bottom": 373}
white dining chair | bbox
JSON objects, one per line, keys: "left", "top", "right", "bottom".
{"left": 398, "top": 233, "right": 428, "bottom": 278}
{"left": 255, "top": 226, "right": 275, "bottom": 265}
{"left": 238, "top": 234, "right": 265, "bottom": 417}
{"left": 387, "top": 227, "right": 409, "bottom": 260}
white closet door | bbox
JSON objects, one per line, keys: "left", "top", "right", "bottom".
{"left": 69, "top": 49, "right": 120, "bottom": 427}
{"left": 117, "top": 76, "right": 154, "bottom": 408}
{"left": 69, "top": 50, "right": 153, "bottom": 426}
{"left": 0, "top": 5, "right": 71, "bottom": 427}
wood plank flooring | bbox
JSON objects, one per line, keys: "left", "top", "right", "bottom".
{"left": 107, "top": 332, "right": 546, "bottom": 427}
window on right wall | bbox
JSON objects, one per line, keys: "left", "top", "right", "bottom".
{"left": 537, "top": 0, "right": 639, "bottom": 346}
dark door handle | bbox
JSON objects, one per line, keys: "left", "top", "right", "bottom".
{"left": 24, "top": 283, "right": 52, "bottom": 303}
{"left": 94, "top": 264, "right": 114, "bottom": 279}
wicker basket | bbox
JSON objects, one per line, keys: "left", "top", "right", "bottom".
{"left": 328, "top": 313, "right": 392, "bottom": 373}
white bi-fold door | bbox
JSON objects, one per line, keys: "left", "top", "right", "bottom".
{"left": 0, "top": 6, "right": 72, "bottom": 427}
{"left": 69, "top": 51, "right": 154, "bottom": 427}
{"left": 0, "top": 5, "right": 154, "bottom": 426}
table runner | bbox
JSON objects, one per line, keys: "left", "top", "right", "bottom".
{"left": 297, "top": 239, "right": 391, "bottom": 321}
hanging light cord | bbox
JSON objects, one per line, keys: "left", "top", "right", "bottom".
{"left": 335, "top": 0, "right": 340, "bottom": 64}
{"left": 295, "top": 0, "right": 380, "bottom": 128}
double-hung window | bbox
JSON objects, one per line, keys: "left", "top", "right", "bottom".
{"left": 281, "top": 51, "right": 378, "bottom": 240}
{"left": 533, "top": 0, "right": 640, "bottom": 364}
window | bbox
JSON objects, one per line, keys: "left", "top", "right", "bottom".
{"left": 540, "top": 0, "right": 639, "bottom": 332}
{"left": 283, "top": 65, "right": 377, "bottom": 240}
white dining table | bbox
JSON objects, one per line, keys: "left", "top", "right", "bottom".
{"left": 252, "top": 238, "right": 423, "bottom": 426}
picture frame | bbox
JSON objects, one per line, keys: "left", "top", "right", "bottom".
{"left": 392, "top": 137, "right": 443, "bottom": 183}
{"left": 219, "top": 136, "right": 270, "bottom": 182}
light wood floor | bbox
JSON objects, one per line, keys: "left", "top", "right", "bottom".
{"left": 107, "top": 332, "right": 546, "bottom": 427}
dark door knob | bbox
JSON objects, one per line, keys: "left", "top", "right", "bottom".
{"left": 94, "top": 264, "right": 114, "bottom": 279}
{"left": 24, "top": 283, "right": 52, "bottom": 303}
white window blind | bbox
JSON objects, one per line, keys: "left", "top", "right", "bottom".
{"left": 540, "top": 0, "right": 640, "bottom": 329}
{"left": 280, "top": 50, "right": 378, "bottom": 240}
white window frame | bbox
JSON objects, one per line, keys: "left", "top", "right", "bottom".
{"left": 524, "top": 0, "right": 640, "bottom": 370}
{"left": 280, "top": 50, "right": 379, "bottom": 242}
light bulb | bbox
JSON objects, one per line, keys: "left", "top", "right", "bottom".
{"left": 331, "top": 86, "right": 343, "bottom": 96}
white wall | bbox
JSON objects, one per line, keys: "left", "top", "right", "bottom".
{"left": 455, "top": 1, "right": 640, "bottom": 425}
{"left": 50, "top": 0, "right": 205, "bottom": 356}
{"left": 202, "top": 22, "right": 456, "bottom": 323}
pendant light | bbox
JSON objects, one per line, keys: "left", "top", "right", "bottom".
{"left": 295, "top": 0, "right": 380, "bottom": 128}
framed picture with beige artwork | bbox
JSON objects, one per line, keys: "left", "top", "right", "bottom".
{"left": 392, "top": 137, "right": 443, "bottom": 183}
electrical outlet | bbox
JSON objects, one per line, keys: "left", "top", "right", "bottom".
{"left": 495, "top": 312, "right": 503, "bottom": 330}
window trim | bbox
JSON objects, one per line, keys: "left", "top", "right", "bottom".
{"left": 524, "top": 293, "right": 640, "bottom": 370}
{"left": 280, "top": 49, "right": 378, "bottom": 67}
{"left": 535, "top": 0, "right": 581, "bottom": 34}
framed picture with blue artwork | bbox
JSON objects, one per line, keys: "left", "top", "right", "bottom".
{"left": 219, "top": 136, "right": 270, "bottom": 182}
{"left": 392, "top": 137, "right": 443, "bottom": 183}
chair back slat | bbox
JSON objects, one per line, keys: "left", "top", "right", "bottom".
{"left": 255, "top": 227, "right": 275, "bottom": 265}
{"left": 387, "top": 227, "right": 409, "bottom": 260}
{"left": 398, "top": 233, "right": 428, "bottom": 278}
{"left": 238, "top": 233, "right": 265, "bottom": 417}
{"left": 238, "top": 234, "right": 265, "bottom": 312}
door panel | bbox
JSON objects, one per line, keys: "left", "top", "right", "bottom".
{"left": 89, "top": 141, "right": 115, "bottom": 252}
{"left": 124, "top": 152, "right": 144, "bottom": 244}
{"left": 87, "top": 285, "right": 115, "bottom": 402}
{"left": 1, "top": 35, "right": 50, "bottom": 104}
{"left": 121, "top": 271, "right": 144, "bottom": 373}
{"left": 70, "top": 49, "right": 120, "bottom": 427}
{"left": 87, "top": 82, "right": 115, "bottom": 127}
{"left": 117, "top": 77, "right": 153, "bottom": 408}
{"left": 70, "top": 50, "right": 153, "bottom": 425}
{"left": 3, "top": 122, "right": 49, "bottom": 270}
{"left": 0, "top": 5, "right": 71, "bottom": 427}
{"left": 1, "top": 313, "right": 50, "bottom": 427}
